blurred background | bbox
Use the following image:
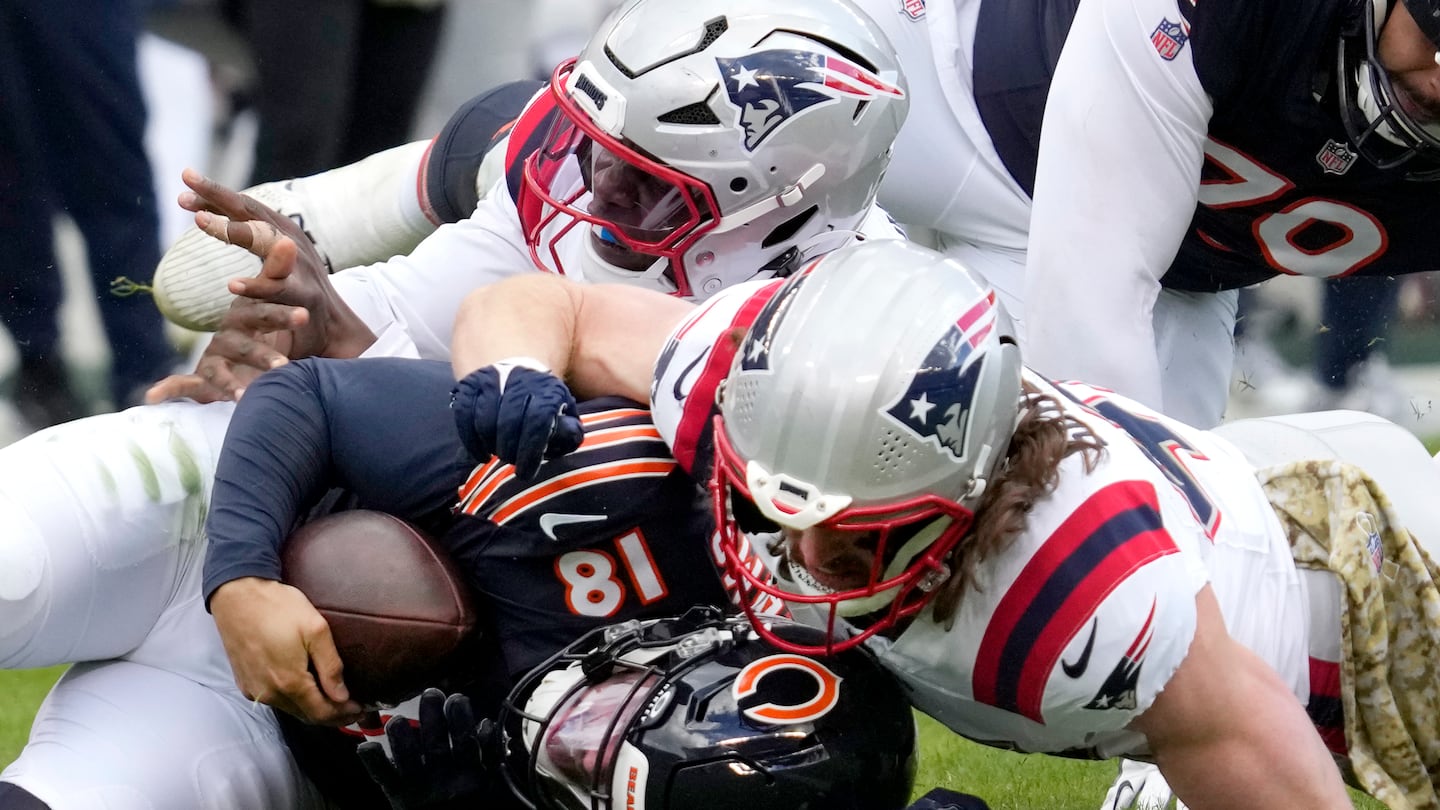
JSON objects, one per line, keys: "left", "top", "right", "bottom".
{"left": 0, "top": 0, "right": 610, "bottom": 446}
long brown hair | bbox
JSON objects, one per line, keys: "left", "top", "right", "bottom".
{"left": 926, "top": 382, "right": 1104, "bottom": 626}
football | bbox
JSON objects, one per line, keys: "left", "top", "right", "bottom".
{"left": 280, "top": 509, "right": 478, "bottom": 707}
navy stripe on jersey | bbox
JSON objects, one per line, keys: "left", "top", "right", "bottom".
{"left": 456, "top": 403, "right": 673, "bottom": 525}
{"left": 974, "top": 480, "right": 1179, "bottom": 723}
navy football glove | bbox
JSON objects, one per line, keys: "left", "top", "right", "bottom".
{"left": 450, "top": 359, "right": 584, "bottom": 479}
{"left": 357, "top": 688, "right": 499, "bottom": 810}
{"left": 906, "top": 787, "right": 993, "bottom": 809}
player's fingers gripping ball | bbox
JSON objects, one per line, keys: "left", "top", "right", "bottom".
{"left": 451, "top": 359, "right": 584, "bottom": 478}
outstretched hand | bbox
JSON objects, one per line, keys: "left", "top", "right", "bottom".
{"left": 451, "top": 360, "right": 584, "bottom": 479}
{"left": 357, "top": 689, "right": 500, "bottom": 810}
{"left": 145, "top": 169, "right": 375, "bottom": 404}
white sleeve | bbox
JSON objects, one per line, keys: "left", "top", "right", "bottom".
{"left": 333, "top": 185, "right": 534, "bottom": 360}
{"left": 1022, "top": 0, "right": 1212, "bottom": 412}
{"left": 855, "top": 203, "right": 905, "bottom": 241}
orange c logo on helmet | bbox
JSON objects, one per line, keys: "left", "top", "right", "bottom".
{"left": 732, "top": 654, "right": 842, "bottom": 725}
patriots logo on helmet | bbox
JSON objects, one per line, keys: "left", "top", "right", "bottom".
{"left": 716, "top": 49, "right": 904, "bottom": 151}
{"left": 883, "top": 290, "right": 997, "bottom": 459}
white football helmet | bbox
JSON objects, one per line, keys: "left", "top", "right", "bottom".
{"left": 710, "top": 240, "right": 1024, "bottom": 654}
{"left": 520, "top": 0, "right": 909, "bottom": 299}
{"left": 1339, "top": 0, "right": 1440, "bottom": 177}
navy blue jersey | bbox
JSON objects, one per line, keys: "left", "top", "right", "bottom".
{"left": 974, "top": 0, "right": 1439, "bottom": 290}
{"left": 203, "top": 356, "right": 726, "bottom": 679}
{"left": 1167, "top": 0, "right": 1439, "bottom": 289}
{"left": 445, "top": 405, "right": 724, "bottom": 677}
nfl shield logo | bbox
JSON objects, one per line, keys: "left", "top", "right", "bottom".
{"left": 1316, "top": 139, "right": 1358, "bottom": 175}
{"left": 902, "top": 0, "right": 925, "bottom": 19}
{"left": 1150, "top": 18, "right": 1188, "bottom": 60}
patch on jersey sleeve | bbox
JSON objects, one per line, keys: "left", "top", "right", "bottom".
{"left": 660, "top": 280, "right": 786, "bottom": 474}
{"left": 1150, "top": 18, "right": 1189, "bottom": 61}
{"left": 902, "top": 0, "right": 926, "bottom": 20}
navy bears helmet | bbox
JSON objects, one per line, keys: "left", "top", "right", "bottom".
{"left": 498, "top": 606, "right": 918, "bottom": 809}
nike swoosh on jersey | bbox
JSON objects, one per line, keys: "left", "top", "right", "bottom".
{"left": 1062, "top": 618, "right": 1098, "bottom": 678}
{"left": 672, "top": 346, "right": 711, "bottom": 402}
{"left": 538, "top": 512, "right": 607, "bottom": 541}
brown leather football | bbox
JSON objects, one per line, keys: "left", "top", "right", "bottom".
{"left": 280, "top": 510, "right": 477, "bottom": 706}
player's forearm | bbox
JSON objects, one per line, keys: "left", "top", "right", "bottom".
{"left": 1150, "top": 674, "right": 1350, "bottom": 809}
{"left": 1135, "top": 590, "right": 1351, "bottom": 809}
{"left": 201, "top": 363, "right": 337, "bottom": 605}
{"left": 451, "top": 275, "right": 693, "bottom": 403}
{"left": 451, "top": 273, "right": 584, "bottom": 382}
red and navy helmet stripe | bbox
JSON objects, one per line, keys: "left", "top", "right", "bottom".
{"left": 506, "top": 91, "right": 563, "bottom": 211}
{"left": 670, "top": 280, "right": 786, "bottom": 472}
{"left": 973, "top": 481, "right": 1179, "bottom": 723}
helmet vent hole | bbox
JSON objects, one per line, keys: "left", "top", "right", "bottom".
{"left": 730, "top": 378, "right": 761, "bottom": 420}
{"left": 853, "top": 100, "right": 870, "bottom": 121}
{"left": 697, "top": 17, "right": 730, "bottom": 49}
{"left": 761, "top": 206, "right": 818, "bottom": 249}
{"left": 730, "top": 177, "right": 749, "bottom": 193}
{"left": 658, "top": 102, "right": 721, "bottom": 125}
{"left": 874, "top": 427, "right": 919, "bottom": 481}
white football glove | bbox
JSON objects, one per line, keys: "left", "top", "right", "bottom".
{"left": 1100, "top": 759, "right": 1187, "bottom": 810}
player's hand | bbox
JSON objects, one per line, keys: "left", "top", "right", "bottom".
{"left": 1101, "top": 759, "right": 1185, "bottom": 810}
{"left": 209, "top": 576, "right": 364, "bottom": 726}
{"left": 180, "top": 169, "right": 375, "bottom": 351}
{"left": 451, "top": 360, "right": 584, "bottom": 479}
{"left": 357, "top": 689, "right": 499, "bottom": 810}
{"left": 144, "top": 286, "right": 301, "bottom": 403}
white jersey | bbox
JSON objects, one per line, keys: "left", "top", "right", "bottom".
{"left": 0, "top": 401, "right": 326, "bottom": 808}
{"left": 1021, "top": 0, "right": 1214, "bottom": 416}
{"left": 859, "top": 0, "right": 1031, "bottom": 254}
{"left": 847, "top": 0, "right": 1239, "bottom": 428}
{"left": 650, "top": 281, "right": 1308, "bottom": 757}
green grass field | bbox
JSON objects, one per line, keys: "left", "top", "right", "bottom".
{"left": 0, "top": 667, "right": 1386, "bottom": 808}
